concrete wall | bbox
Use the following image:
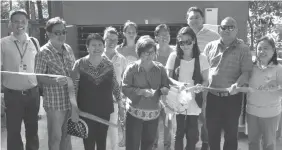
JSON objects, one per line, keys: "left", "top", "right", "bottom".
{"left": 66, "top": 25, "right": 78, "bottom": 59}
{"left": 61, "top": 1, "right": 249, "bottom": 41}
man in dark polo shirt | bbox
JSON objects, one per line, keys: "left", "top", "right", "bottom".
{"left": 204, "top": 17, "right": 253, "bottom": 150}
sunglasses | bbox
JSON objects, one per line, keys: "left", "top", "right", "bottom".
{"left": 220, "top": 25, "right": 235, "bottom": 31}
{"left": 53, "top": 30, "right": 67, "bottom": 36}
{"left": 178, "top": 40, "right": 193, "bottom": 46}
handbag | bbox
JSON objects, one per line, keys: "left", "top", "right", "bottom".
{"left": 67, "top": 118, "right": 89, "bottom": 139}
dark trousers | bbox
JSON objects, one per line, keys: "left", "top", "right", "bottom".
{"left": 126, "top": 112, "right": 159, "bottom": 150}
{"left": 206, "top": 92, "right": 243, "bottom": 150}
{"left": 174, "top": 114, "right": 199, "bottom": 150}
{"left": 81, "top": 115, "right": 110, "bottom": 150}
{"left": 4, "top": 87, "right": 40, "bottom": 150}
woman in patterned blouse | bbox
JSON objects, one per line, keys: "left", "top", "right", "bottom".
{"left": 71, "top": 33, "right": 122, "bottom": 150}
{"left": 122, "top": 35, "right": 170, "bottom": 150}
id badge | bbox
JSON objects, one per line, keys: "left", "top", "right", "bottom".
{"left": 19, "top": 63, "right": 27, "bottom": 72}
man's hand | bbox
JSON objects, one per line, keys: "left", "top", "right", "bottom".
{"left": 228, "top": 83, "right": 239, "bottom": 95}
{"left": 56, "top": 76, "right": 68, "bottom": 86}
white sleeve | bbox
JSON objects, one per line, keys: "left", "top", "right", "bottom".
{"left": 165, "top": 52, "right": 177, "bottom": 70}
{"left": 199, "top": 54, "right": 210, "bottom": 71}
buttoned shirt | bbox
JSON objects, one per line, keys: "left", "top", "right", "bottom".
{"left": 34, "top": 41, "right": 76, "bottom": 111}
{"left": 1, "top": 33, "right": 39, "bottom": 90}
{"left": 204, "top": 38, "right": 253, "bottom": 88}
{"left": 122, "top": 61, "right": 170, "bottom": 110}
{"left": 197, "top": 27, "right": 220, "bottom": 53}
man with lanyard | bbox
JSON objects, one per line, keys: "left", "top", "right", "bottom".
{"left": 103, "top": 26, "right": 127, "bottom": 150}
{"left": 203, "top": 17, "right": 253, "bottom": 150}
{"left": 186, "top": 6, "right": 220, "bottom": 150}
{"left": 34, "top": 17, "right": 75, "bottom": 150}
{"left": 1, "top": 9, "right": 41, "bottom": 150}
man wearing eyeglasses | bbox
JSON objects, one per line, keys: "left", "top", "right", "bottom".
{"left": 34, "top": 17, "right": 75, "bottom": 150}
{"left": 203, "top": 17, "right": 253, "bottom": 150}
{"left": 1, "top": 9, "right": 41, "bottom": 150}
{"left": 186, "top": 6, "right": 220, "bottom": 150}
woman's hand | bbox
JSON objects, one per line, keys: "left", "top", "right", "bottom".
{"left": 160, "top": 87, "right": 169, "bottom": 95}
{"left": 193, "top": 84, "right": 205, "bottom": 93}
{"left": 260, "top": 79, "right": 279, "bottom": 90}
{"left": 138, "top": 89, "right": 155, "bottom": 97}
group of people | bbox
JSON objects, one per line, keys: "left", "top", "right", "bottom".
{"left": 1, "top": 6, "right": 282, "bottom": 150}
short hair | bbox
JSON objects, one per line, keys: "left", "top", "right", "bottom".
{"left": 154, "top": 24, "right": 170, "bottom": 37}
{"left": 86, "top": 33, "right": 104, "bottom": 46}
{"left": 256, "top": 36, "right": 278, "bottom": 65}
{"left": 103, "top": 26, "right": 119, "bottom": 40}
{"left": 187, "top": 6, "right": 204, "bottom": 18}
{"left": 136, "top": 35, "right": 156, "bottom": 58}
{"left": 45, "top": 17, "right": 66, "bottom": 33}
{"left": 9, "top": 9, "right": 29, "bottom": 20}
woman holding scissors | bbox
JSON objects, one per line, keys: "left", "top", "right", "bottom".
{"left": 165, "top": 26, "right": 209, "bottom": 150}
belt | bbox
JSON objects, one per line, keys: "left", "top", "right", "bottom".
{"left": 209, "top": 90, "right": 231, "bottom": 97}
{"left": 5, "top": 87, "right": 36, "bottom": 95}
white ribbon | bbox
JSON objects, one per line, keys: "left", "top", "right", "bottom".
{"left": 0, "top": 71, "right": 119, "bottom": 128}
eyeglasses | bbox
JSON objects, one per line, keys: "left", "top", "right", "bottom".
{"left": 52, "top": 30, "right": 67, "bottom": 36}
{"left": 143, "top": 51, "right": 156, "bottom": 56}
{"left": 220, "top": 25, "right": 236, "bottom": 31}
{"left": 178, "top": 40, "right": 193, "bottom": 46}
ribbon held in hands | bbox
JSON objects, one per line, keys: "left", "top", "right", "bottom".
{"left": 181, "top": 85, "right": 281, "bottom": 93}
{"left": 0, "top": 71, "right": 119, "bottom": 128}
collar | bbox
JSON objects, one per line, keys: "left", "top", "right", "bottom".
{"left": 10, "top": 33, "right": 31, "bottom": 43}
{"left": 255, "top": 60, "right": 276, "bottom": 70}
{"left": 47, "top": 41, "right": 68, "bottom": 54}
{"left": 136, "top": 60, "right": 158, "bottom": 72}
{"left": 197, "top": 26, "right": 209, "bottom": 35}
{"left": 217, "top": 38, "right": 243, "bottom": 49}
{"left": 103, "top": 50, "right": 119, "bottom": 60}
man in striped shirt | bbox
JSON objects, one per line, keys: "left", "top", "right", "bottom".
{"left": 35, "top": 17, "right": 76, "bottom": 150}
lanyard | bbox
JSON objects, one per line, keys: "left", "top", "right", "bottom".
{"left": 14, "top": 41, "right": 28, "bottom": 62}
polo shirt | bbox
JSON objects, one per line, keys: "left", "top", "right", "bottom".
{"left": 197, "top": 27, "right": 220, "bottom": 53}
{"left": 1, "top": 33, "right": 39, "bottom": 90}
